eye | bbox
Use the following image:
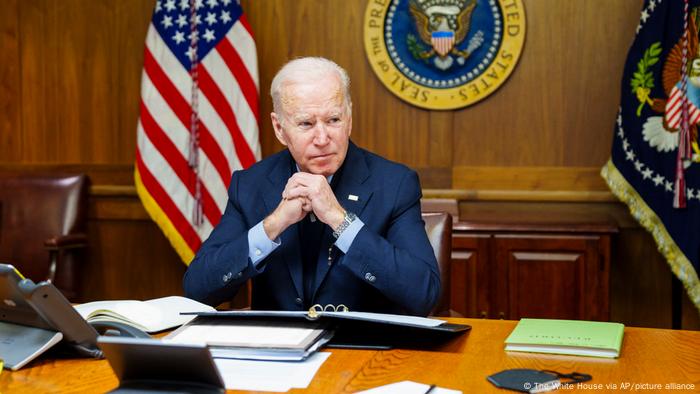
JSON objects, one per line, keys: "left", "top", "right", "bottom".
{"left": 298, "top": 121, "right": 313, "bottom": 129}
{"left": 328, "top": 117, "right": 341, "bottom": 124}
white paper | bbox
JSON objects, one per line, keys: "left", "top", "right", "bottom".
{"left": 166, "top": 323, "right": 317, "bottom": 347}
{"left": 357, "top": 381, "right": 462, "bottom": 394}
{"left": 74, "top": 296, "right": 215, "bottom": 332}
{"left": 213, "top": 351, "right": 331, "bottom": 392}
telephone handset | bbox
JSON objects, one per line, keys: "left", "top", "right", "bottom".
{"left": 0, "top": 263, "right": 149, "bottom": 361}
{"left": 89, "top": 320, "right": 151, "bottom": 339}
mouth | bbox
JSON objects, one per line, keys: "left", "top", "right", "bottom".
{"left": 311, "top": 153, "right": 334, "bottom": 160}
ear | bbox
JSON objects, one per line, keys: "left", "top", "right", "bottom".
{"left": 271, "top": 112, "right": 288, "bottom": 146}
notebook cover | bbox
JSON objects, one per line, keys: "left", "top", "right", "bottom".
{"left": 504, "top": 318, "right": 625, "bottom": 357}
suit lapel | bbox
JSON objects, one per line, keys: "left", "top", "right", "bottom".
{"left": 313, "top": 142, "right": 373, "bottom": 298}
{"left": 262, "top": 151, "right": 304, "bottom": 300}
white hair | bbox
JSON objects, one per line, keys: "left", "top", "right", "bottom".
{"left": 270, "top": 57, "right": 352, "bottom": 116}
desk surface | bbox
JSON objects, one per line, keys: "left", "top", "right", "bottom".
{"left": 1, "top": 318, "right": 699, "bottom": 393}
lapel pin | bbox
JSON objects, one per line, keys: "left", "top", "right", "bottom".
{"left": 348, "top": 194, "right": 359, "bottom": 201}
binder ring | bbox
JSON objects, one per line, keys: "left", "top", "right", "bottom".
{"left": 308, "top": 304, "right": 324, "bottom": 319}
{"left": 308, "top": 303, "right": 350, "bottom": 318}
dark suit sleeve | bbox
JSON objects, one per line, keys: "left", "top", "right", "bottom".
{"left": 182, "top": 171, "right": 261, "bottom": 306}
{"left": 339, "top": 170, "right": 440, "bottom": 316}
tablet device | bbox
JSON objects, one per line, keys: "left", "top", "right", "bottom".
{"left": 98, "top": 337, "right": 225, "bottom": 394}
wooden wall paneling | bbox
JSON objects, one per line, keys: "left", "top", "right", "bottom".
{"left": 452, "top": 166, "right": 609, "bottom": 191}
{"left": 83, "top": 217, "right": 185, "bottom": 302}
{"left": 17, "top": 0, "right": 151, "bottom": 165}
{"left": 113, "top": 0, "right": 153, "bottom": 164}
{"left": 452, "top": 0, "right": 641, "bottom": 168}
{"left": 558, "top": 1, "right": 641, "bottom": 166}
{"left": 610, "top": 228, "right": 673, "bottom": 329}
{"left": 53, "top": 0, "right": 117, "bottom": 163}
{"left": 0, "top": 0, "right": 21, "bottom": 162}
{"left": 683, "top": 292, "right": 700, "bottom": 330}
{"left": 19, "top": 0, "right": 51, "bottom": 162}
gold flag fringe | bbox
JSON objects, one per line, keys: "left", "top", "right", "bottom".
{"left": 602, "top": 160, "right": 700, "bottom": 314}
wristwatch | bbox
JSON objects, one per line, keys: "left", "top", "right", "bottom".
{"left": 332, "top": 211, "right": 357, "bottom": 239}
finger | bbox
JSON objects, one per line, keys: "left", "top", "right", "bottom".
{"left": 291, "top": 172, "right": 326, "bottom": 186}
{"left": 284, "top": 185, "right": 310, "bottom": 200}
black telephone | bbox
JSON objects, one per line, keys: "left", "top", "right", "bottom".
{"left": 0, "top": 263, "right": 149, "bottom": 360}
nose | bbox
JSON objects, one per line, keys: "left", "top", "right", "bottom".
{"left": 312, "top": 123, "right": 330, "bottom": 145}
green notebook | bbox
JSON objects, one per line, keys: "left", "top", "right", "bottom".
{"left": 505, "top": 318, "right": 625, "bottom": 358}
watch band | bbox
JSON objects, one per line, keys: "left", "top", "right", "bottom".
{"left": 332, "top": 211, "right": 356, "bottom": 239}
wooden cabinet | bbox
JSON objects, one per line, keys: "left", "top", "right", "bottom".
{"left": 450, "top": 222, "right": 615, "bottom": 321}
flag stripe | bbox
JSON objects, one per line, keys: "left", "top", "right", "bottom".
{"left": 143, "top": 27, "right": 248, "bottom": 181}
{"left": 137, "top": 121, "right": 215, "bottom": 240}
{"left": 202, "top": 48, "right": 259, "bottom": 153}
{"left": 141, "top": 71, "right": 228, "bottom": 212}
{"left": 139, "top": 70, "right": 230, "bottom": 212}
{"left": 139, "top": 101, "right": 223, "bottom": 225}
{"left": 136, "top": 150, "right": 202, "bottom": 252}
{"left": 216, "top": 37, "right": 260, "bottom": 121}
{"left": 198, "top": 66, "right": 257, "bottom": 168}
{"left": 143, "top": 46, "right": 232, "bottom": 184}
{"left": 230, "top": 18, "right": 259, "bottom": 90}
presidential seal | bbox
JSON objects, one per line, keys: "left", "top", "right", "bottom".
{"left": 364, "top": 0, "right": 526, "bottom": 110}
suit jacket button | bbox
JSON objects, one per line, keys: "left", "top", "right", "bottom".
{"left": 295, "top": 297, "right": 302, "bottom": 305}
{"left": 365, "top": 272, "right": 373, "bottom": 281}
{"left": 222, "top": 274, "right": 229, "bottom": 282}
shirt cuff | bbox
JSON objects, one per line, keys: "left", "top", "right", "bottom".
{"left": 334, "top": 217, "right": 364, "bottom": 253}
{"left": 248, "top": 220, "right": 281, "bottom": 266}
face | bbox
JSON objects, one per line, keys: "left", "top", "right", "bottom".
{"left": 271, "top": 73, "right": 352, "bottom": 176}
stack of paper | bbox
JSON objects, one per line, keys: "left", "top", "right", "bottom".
{"left": 164, "top": 318, "right": 332, "bottom": 361}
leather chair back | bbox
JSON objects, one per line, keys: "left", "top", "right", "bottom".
{"left": 422, "top": 211, "right": 452, "bottom": 316}
{"left": 0, "top": 174, "right": 88, "bottom": 300}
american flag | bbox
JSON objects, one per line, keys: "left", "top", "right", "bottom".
{"left": 135, "top": 0, "right": 260, "bottom": 264}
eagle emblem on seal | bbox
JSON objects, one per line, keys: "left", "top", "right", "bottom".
{"left": 408, "top": 0, "right": 479, "bottom": 70}
{"left": 637, "top": 7, "right": 700, "bottom": 163}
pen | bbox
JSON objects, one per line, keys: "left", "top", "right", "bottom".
{"left": 424, "top": 384, "right": 436, "bottom": 394}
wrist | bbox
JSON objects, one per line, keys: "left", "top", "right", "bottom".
{"left": 328, "top": 208, "right": 347, "bottom": 231}
{"left": 263, "top": 211, "right": 284, "bottom": 240}
{"left": 332, "top": 211, "right": 357, "bottom": 239}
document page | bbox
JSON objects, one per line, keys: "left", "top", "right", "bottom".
{"left": 165, "top": 320, "right": 323, "bottom": 348}
{"left": 214, "top": 351, "right": 331, "bottom": 392}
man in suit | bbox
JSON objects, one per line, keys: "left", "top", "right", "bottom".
{"left": 183, "top": 57, "right": 440, "bottom": 316}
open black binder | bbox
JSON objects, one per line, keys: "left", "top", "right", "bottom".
{"left": 181, "top": 309, "right": 470, "bottom": 349}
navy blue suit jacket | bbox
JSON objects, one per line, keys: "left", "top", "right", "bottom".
{"left": 183, "top": 142, "right": 440, "bottom": 316}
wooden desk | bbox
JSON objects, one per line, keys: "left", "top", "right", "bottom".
{"left": 1, "top": 318, "right": 699, "bottom": 393}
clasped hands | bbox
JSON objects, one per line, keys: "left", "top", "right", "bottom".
{"left": 263, "top": 172, "right": 345, "bottom": 240}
